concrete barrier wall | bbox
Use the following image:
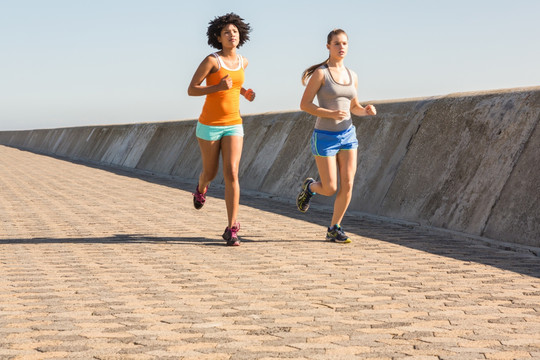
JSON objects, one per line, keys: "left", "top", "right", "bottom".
{"left": 1, "top": 87, "right": 539, "bottom": 248}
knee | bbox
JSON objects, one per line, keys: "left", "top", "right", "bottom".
{"left": 337, "top": 179, "right": 354, "bottom": 196}
{"left": 341, "top": 179, "right": 354, "bottom": 192}
{"left": 319, "top": 182, "right": 338, "bottom": 196}
{"left": 223, "top": 166, "right": 239, "bottom": 183}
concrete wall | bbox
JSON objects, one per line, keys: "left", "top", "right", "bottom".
{"left": 1, "top": 87, "right": 539, "bottom": 248}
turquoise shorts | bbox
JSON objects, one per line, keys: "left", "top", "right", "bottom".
{"left": 311, "top": 125, "right": 358, "bottom": 157}
{"left": 196, "top": 122, "right": 244, "bottom": 141}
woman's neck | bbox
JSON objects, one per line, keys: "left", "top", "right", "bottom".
{"left": 218, "top": 47, "right": 237, "bottom": 58}
{"left": 327, "top": 58, "right": 345, "bottom": 68}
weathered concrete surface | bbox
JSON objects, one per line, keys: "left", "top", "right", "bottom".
{"left": 350, "top": 97, "right": 439, "bottom": 214}
{"left": 378, "top": 89, "right": 540, "bottom": 246}
{"left": 1, "top": 87, "right": 539, "bottom": 248}
{"left": 484, "top": 116, "right": 540, "bottom": 244}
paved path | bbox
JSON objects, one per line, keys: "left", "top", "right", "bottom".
{"left": 1, "top": 145, "right": 539, "bottom": 360}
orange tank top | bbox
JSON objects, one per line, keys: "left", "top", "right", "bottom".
{"left": 199, "top": 53, "right": 245, "bottom": 126}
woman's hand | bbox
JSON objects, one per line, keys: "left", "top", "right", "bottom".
{"left": 244, "top": 88, "right": 256, "bottom": 101}
{"left": 365, "top": 104, "right": 377, "bottom": 115}
{"left": 331, "top": 110, "right": 348, "bottom": 120}
{"left": 218, "top": 74, "right": 233, "bottom": 91}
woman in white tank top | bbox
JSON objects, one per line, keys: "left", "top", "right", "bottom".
{"left": 296, "top": 29, "right": 377, "bottom": 244}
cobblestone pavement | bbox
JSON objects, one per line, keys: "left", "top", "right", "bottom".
{"left": 1, "top": 145, "right": 539, "bottom": 360}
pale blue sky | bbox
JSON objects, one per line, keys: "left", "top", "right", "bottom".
{"left": 1, "top": 0, "right": 539, "bottom": 130}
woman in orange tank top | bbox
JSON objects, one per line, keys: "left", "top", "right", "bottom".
{"left": 187, "top": 13, "right": 255, "bottom": 246}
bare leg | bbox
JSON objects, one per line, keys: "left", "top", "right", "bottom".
{"left": 310, "top": 155, "right": 338, "bottom": 197}
{"left": 197, "top": 138, "right": 221, "bottom": 193}
{"left": 220, "top": 136, "right": 243, "bottom": 228}
{"left": 331, "top": 149, "right": 357, "bottom": 226}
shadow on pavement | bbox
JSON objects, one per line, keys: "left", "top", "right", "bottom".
{"left": 0, "top": 235, "right": 222, "bottom": 246}
{"left": 353, "top": 226, "right": 540, "bottom": 279}
{"left": 0, "top": 234, "right": 278, "bottom": 246}
{"left": 5, "top": 150, "right": 539, "bottom": 279}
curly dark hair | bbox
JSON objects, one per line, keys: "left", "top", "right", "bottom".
{"left": 206, "top": 13, "right": 251, "bottom": 49}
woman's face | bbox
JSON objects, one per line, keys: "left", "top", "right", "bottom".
{"left": 327, "top": 33, "right": 348, "bottom": 59}
{"left": 218, "top": 24, "right": 240, "bottom": 49}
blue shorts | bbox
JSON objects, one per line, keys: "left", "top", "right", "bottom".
{"left": 196, "top": 122, "right": 244, "bottom": 141}
{"left": 310, "top": 125, "right": 358, "bottom": 157}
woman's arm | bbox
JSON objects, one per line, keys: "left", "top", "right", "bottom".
{"left": 240, "top": 56, "right": 255, "bottom": 101}
{"left": 350, "top": 72, "right": 377, "bottom": 116}
{"left": 350, "top": 99, "right": 377, "bottom": 116}
{"left": 187, "top": 55, "right": 232, "bottom": 96}
{"left": 300, "top": 68, "right": 348, "bottom": 120}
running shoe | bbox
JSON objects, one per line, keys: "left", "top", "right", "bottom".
{"left": 296, "top": 178, "right": 315, "bottom": 212}
{"left": 192, "top": 184, "right": 207, "bottom": 210}
{"left": 222, "top": 222, "right": 241, "bottom": 246}
{"left": 326, "top": 224, "right": 351, "bottom": 243}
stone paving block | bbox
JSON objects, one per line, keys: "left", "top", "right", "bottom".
{"left": 1, "top": 145, "right": 540, "bottom": 359}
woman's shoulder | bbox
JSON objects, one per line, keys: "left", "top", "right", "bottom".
{"left": 198, "top": 53, "right": 218, "bottom": 64}
{"left": 201, "top": 53, "right": 220, "bottom": 68}
{"left": 241, "top": 55, "right": 248, "bottom": 68}
{"left": 313, "top": 65, "right": 328, "bottom": 76}
{"left": 347, "top": 67, "right": 358, "bottom": 87}
{"left": 204, "top": 53, "right": 219, "bottom": 61}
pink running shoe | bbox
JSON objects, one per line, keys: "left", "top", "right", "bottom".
{"left": 222, "top": 223, "right": 241, "bottom": 246}
{"left": 192, "top": 184, "right": 207, "bottom": 210}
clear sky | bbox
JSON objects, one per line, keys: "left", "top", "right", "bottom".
{"left": 1, "top": 0, "right": 539, "bottom": 130}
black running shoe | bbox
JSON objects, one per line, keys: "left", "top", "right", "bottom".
{"left": 192, "top": 184, "right": 207, "bottom": 210}
{"left": 296, "top": 178, "right": 315, "bottom": 212}
{"left": 326, "top": 225, "right": 351, "bottom": 243}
